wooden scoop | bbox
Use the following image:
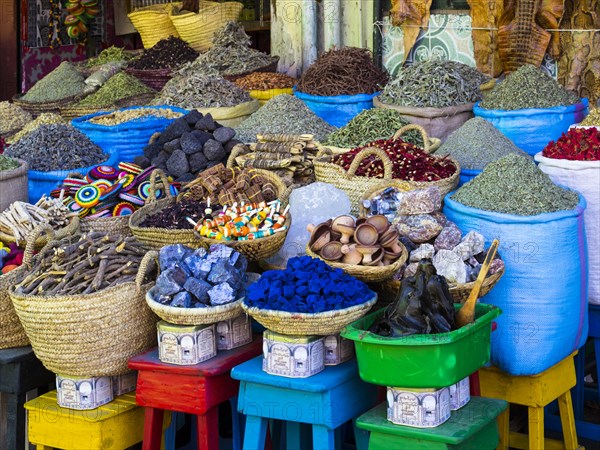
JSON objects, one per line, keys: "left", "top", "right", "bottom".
{"left": 456, "top": 240, "right": 499, "bottom": 328}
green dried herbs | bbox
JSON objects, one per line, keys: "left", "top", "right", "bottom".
{"left": 0, "top": 155, "right": 20, "bottom": 171}
{"left": 5, "top": 124, "right": 108, "bottom": 171}
{"left": 234, "top": 94, "right": 336, "bottom": 143}
{"left": 324, "top": 108, "right": 423, "bottom": 148}
{"left": 85, "top": 46, "right": 135, "bottom": 68}
{"left": 129, "top": 37, "right": 198, "bottom": 70}
{"left": 437, "top": 118, "right": 531, "bottom": 170}
{"left": 0, "top": 102, "right": 31, "bottom": 135}
{"left": 451, "top": 154, "right": 579, "bottom": 215}
{"left": 21, "top": 62, "right": 86, "bottom": 103}
{"left": 580, "top": 108, "right": 600, "bottom": 126}
{"left": 6, "top": 113, "right": 64, "bottom": 144}
{"left": 380, "top": 60, "right": 490, "bottom": 108}
{"left": 480, "top": 65, "right": 579, "bottom": 110}
{"left": 153, "top": 73, "right": 251, "bottom": 109}
{"left": 178, "top": 21, "right": 277, "bottom": 77}
{"left": 75, "top": 72, "right": 155, "bottom": 108}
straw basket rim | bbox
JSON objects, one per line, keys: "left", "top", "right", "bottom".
{"left": 241, "top": 294, "right": 378, "bottom": 335}
{"left": 448, "top": 267, "right": 505, "bottom": 303}
{"left": 305, "top": 242, "right": 407, "bottom": 283}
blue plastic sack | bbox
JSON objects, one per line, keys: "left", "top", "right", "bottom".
{"left": 443, "top": 192, "right": 588, "bottom": 376}
{"left": 293, "top": 88, "right": 378, "bottom": 128}
{"left": 458, "top": 168, "right": 481, "bottom": 187}
{"left": 72, "top": 105, "right": 189, "bottom": 162}
{"left": 28, "top": 150, "right": 119, "bottom": 203}
{"left": 473, "top": 99, "right": 589, "bottom": 156}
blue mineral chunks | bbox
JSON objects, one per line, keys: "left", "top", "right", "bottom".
{"left": 155, "top": 244, "right": 247, "bottom": 308}
{"left": 245, "top": 256, "right": 374, "bottom": 313}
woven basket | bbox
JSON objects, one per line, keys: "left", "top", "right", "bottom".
{"left": 305, "top": 242, "right": 407, "bottom": 283}
{"left": 170, "top": 1, "right": 244, "bottom": 52}
{"left": 0, "top": 225, "right": 54, "bottom": 349}
{"left": 128, "top": 3, "right": 180, "bottom": 49}
{"left": 448, "top": 267, "right": 505, "bottom": 303}
{"left": 9, "top": 249, "right": 158, "bottom": 377}
{"left": 0, "top": 215, "right": 80, "bottom": 250}
{"left": 80, "top": 216, "right": 132, "bottom": 236}
{"left": 60, "top": 93, "right": 157, "bottom": 120}
{"left": 222, "top": 58, "right": 280, "bottom": 82}
{"left": 125, "top": 68, "right": 173, "bottom": 91}
{"left": 12, "top": 94, "right": 85, "bottom": 118}
{"left": 241, "top": 295, "right": 377, "bottom": 336}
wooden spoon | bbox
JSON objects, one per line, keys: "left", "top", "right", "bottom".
{"left": 456, "top": 239, "right": 499, "bottom": 328}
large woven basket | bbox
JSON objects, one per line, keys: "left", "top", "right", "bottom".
{"left": 60, "top": 93, "right": 157, "bottom": 120}
{"left": 0, "top": 215, "right": 80, "bottom": 250}
{"left": 305, "top": 242, "right": 407, "bottom": 283}
{"left": 170, "top": 1, "right": 244, "bottom": 52}
{"left": 12, "top": 94, "right": 85, "bottom": 118}
{"left": 80, "top": 216, "right": 132, "bottom": 236}
{"left": 0, "top": 225, "right": 54, "bottom": 349}
{"left": 128, "top": 3, "right": 180, "bottom": 49}
{"left": 9, "top": 249, "right": 158, "bottom": 377}
{"left": 125, "top": 68, "right": 173, "bottom": 91}
{"left": 241, "top": 295, "right": 377, "bottom": 336}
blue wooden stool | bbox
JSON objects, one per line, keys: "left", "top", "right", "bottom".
{"left": 231, "top": 356, "right": 379, "bottom": 450}
{"left": 546, "top": 304, "right": 600, "bottom": 441}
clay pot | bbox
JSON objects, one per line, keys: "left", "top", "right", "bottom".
{"left": 332, "top": 215, "right": 355, "bottom": 233}
{"left": 366, "top": 215, "right": 389, "bottom": 235}
{"left": 320, "top": 241, "right": 343, "bottom": 261}
{"left": 379, "top": 228, "right": 399, "bottom": 247}
{"left": 383, "top": 249, "right": 402, "bottom": 265}
{"left": 341, "top": 244, "right": 362, "bottom": 265}
{"left": 363, "top": 246, "right": 384, "bottom": 266}
{"left": 337, "top": 224, "right": 356, "bottom": 245}
{"left": 354, "top": 223, "right": 379, "bottom": 246}
{"left": 330, "top": 230, "right": 342, "bottom": 242}
{"left": 307, "top": 223, "right": 331, "bottom": 252}
{"left": 356, "top": 244, "right": 380, "bottom": 265}
{"left": 355, "top": 217, "right": 367, "bottom": 227}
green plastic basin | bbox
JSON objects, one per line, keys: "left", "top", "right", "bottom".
{"left": 341, "top": 303, "right": 501, "bottom": 388}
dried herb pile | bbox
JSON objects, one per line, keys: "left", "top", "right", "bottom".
{"left": 452, "top": 154, "right": 579, "bottom": 215}
{"left": 130, "top": 37, "right": 199, "bottom": 70}
{"left": 235, "top": 94, "right": 336, "bottom": 143}
{"left": 0, "top": 102, "right": 32, "bottom": 135}
{"left": 0, "top": 155, "right": 19, "bottom": 171}
{"left": 380, "top": 60, "right": 490, "bottom": 108}
{"left": 21, "top": 62, "right": 86, "bottom": 103}
{"left": 15, "top": 233, "right": 154, "bottom": 296}
{"left": 297, "top": 47, "right": 388, "bottom": 96}
{"left": 5, "top": 124, "right": 108, "bottom": 171}
{"left": 88, "top": 107, "right": 183, "bottom": 126}
{"left": 324, "top": 108, "right": 422, "bottom": 148}
{"left": 178, "top": 21, "right": 277, "bottom": 77}
{"left": 75, "top": 72, "right": 155, "bottom": 108}
{"left": 234, "top": 72, "right": 295, "bottom": 91}
{"left": 543, "top": 127, "right": 600, "bottom": 161}
{"left": 85, "top": 46, "right": 135, "bottom": 68}
{"left": 480, "top": 65, "right": 579, "bottom": 110}
{"left": 333, "top": 139, "right": 457, "bottom": 182}
{"left": 437, "top": 118, "right": 530, "bottom": 170}
{"left": 6, "top": 113, "right": 64, "bottom": 144}
{"left": 581, "top": 108, "right": 600, "bottom": 126}
{"left": 154, "top": 73, "right": 251, "bottom": 109}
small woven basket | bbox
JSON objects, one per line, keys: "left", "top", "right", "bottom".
{"left": 170, "top": 1, "right": 244, "bottom": 52}
{"left": 128, "top": 3, "right": 180, "bottom": 49}
{"left": 125, "top": 68, "right": 174, "bottom": 91}
{"left": 241, "top": 295, "right": 378, "bottom": 336}
{"left": 0, "top": 225, "right": 54, "bottom": 349}
{"left": 12, "top": 94, "right": 85, "bottom": 118}
{"left": 305, "top": 242, "right": 407, "bottom": 283}
{"left": 0, "top": 215, "right": 80, "bottom": 250}
{"left": 9, "top": 248, "right": 159, "bottom": 377}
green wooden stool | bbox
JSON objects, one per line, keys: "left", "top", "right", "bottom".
{"left": 355, "top": 396, "right": 508, "bottom": 450}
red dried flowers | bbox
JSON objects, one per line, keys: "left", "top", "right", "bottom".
{"left": 543, "top": 127, "right": 600, "bottom": 161}
{"left": 333, "top": 138, "right": 457, "bottom": 182}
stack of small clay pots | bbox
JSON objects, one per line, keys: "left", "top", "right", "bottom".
{"left": 307, "top": 215, "right": 405, "bottom": 269}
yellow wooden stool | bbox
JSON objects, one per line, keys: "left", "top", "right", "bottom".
{"left": 24, "top": 391, "right": 170, "bottom": 450}
{"left": 479, "top": 351, "right": 582, "bottom": 450}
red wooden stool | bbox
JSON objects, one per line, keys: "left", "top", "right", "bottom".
{"left": 128, "top": 337, "right": 262, "bottom": 450}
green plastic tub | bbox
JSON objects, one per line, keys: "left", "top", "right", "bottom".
{"left": 341, "top": 303, "right": 501, "bottom": 388}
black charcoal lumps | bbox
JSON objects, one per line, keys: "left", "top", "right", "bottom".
{"left": 163, "top": 138, "right": 181, "bottom": 153}
{"left": 133, "top": 155, "right": 151, "bottom": 168}
{"left": 180, "top": 132, "right": 203, "bottom": 154}
{"left": 176, "top": 173, "right": 196, "bottom": 182}
{"left": 158, "top": 118, "right": 190, "bottom": 144}
{"left": 213, "top": 127, "right": 235, "bottom": 143}
{"left": 224, "top": 139, "right": 242, "bottom": 153}
{"left": 191, "top": 130, "right": 212, "bottom": 145}
{"left": 184, "top": 110, "right": 203, "bottom": 125}
{"left": 166, "top": 149, "right": 189, "bottom": 177}
{"left": 203, "top": 139, "right": 226, "bottom": 161}
{"left": 144, "top": 142, "right": 162, "bottom": 160}
{"left": 151, "top": 151, "right": 169, "bottom": 169}
{"left": 189, "top": 152, "right": 209, "bottom": 173}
